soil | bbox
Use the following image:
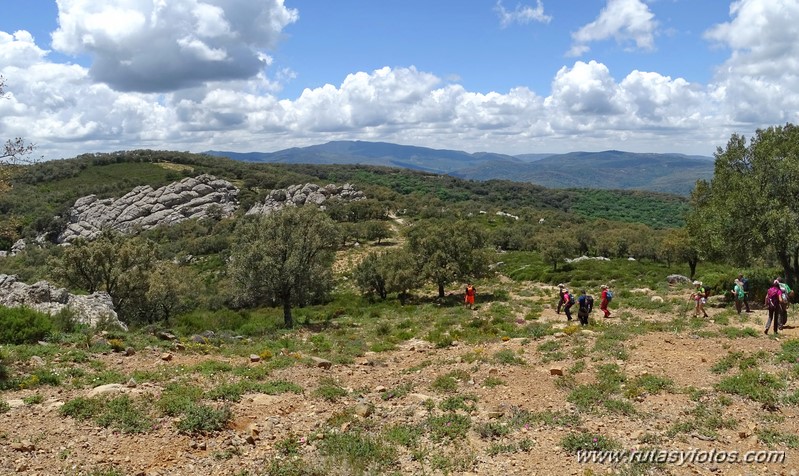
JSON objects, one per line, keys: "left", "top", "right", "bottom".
{"left": 2, "top": 290, "right": 799, "bottom": 476}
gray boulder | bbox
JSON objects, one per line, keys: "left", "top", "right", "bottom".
{"left": 0, "top": 274, "right": 126, "bottom": 331}
{"left": 58, "top": 174, "right": 239, "bottom": 244}
{"left": 246, "top": 182, "right": 366, "bottom": 216}
{"left": 666, "top": 274, "right": 691, "bottom": 284}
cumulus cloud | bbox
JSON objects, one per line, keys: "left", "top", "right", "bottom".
{"left": 495, "top": 0, "right": 552, "bottom": 27}
{"left": 51, "top": 0, "right": 298, "bottom": 92}
{"left": 568, "top": 0, "right": 657, "bottom": 57}
{"left": 704, "top": 0, "right": 799, "bottom": 124}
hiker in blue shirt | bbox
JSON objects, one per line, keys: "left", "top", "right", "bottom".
{"left": 577, "top": 290, "right": 593, "bottom": 326}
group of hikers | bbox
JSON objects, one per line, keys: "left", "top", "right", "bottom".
{"left": 556, "top": 284, "right": 613, "bottom": 326}
{"left": 691, "top": 274, "right": 793, "bottom": 335}
{"left": 465, "top": 273, "right": 795, "bottom": 335}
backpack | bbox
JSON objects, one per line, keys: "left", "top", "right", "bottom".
{"left": 767, "top": 287, "right": 781, "bottom": 310}
{"left": 586, "top": 295, "right": 594, "bottom": 311}
{"left": 734, "top": 284, "right": 744, "bottom": 300}
{"left": 606, "top": 290, "right": 613, "bottom": 302}
{"left": 742, "top": 278, "right": 750, "bottom": 292}
{"left": 567, "top": 293, "right": 575, "bottom": 305}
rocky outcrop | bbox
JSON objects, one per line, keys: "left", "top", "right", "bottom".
{"left": 0, "top": 274, "right": 126, "bottom": 331}
{"left": 246, "top": 183, "right": 365, "bottom": 215}
{"left": 58, "top": 174, "right": 239, "bottom": 244}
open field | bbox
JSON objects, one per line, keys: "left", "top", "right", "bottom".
{"left": 3, "top": 279, "right": 799, "bottom": 476}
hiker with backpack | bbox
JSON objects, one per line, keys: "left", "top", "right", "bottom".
{"left": 600, "top": 285, "right": 612, "bottom": 318}
{"left": 556, "top": 283, "right": 566, "bottom": 314}
{"left": 464, "top": 283, "right": 476, "bottom": 310}
{"left": 738, "top": 274, "right": 752, "bottom": 313}
{"left": 777, "top": 278, "right": 792, "bottom": 329}
{"left": 765, "top": 280, "right": 784, "bottom": 335}
{"left": 563, "top": 288, "right": 574, "bottom": 322}
{"left": 577, "top": 290, "right": 593, "bottom": 326}
{"left": 732, "top": 279, "right": 746, "bottom": 315}
{"left": 691, "top": 281, "right": 709, "bottom": 318}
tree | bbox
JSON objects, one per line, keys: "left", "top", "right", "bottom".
{"left": 0, "top": 76, "right": 35, "bottom": 194}
{"left": 144, "top": 261, "right": 202, "bottom": 323}
{"left": 536, "top": 230, "right": 578, "bottom": 271}
{"left": 363, "top": 220, "right": 392, "bottom": 244}
{"left": 660, "top": 228, "right": 699, "bottom": 277}
{"left": 53, "top": 231, "right": 157, "bottom": 320}
{"left": 687, "top": 124, "right": 799, "bottom": 284}
{"left": 353, "top": 249, "right": 422, "bottom": 303}
{"left": 229, "top": 206, "right": 338, "bottom": 327}
{"left": 406, "top": 220, "right": 491, "bottom": 298}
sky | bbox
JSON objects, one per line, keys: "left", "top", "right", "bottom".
{"left": 1, "top": 0, "right": 798, "bottom": 161}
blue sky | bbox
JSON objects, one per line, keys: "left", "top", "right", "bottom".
{"left": 1, "top": 0, "right": 798, "bottom": 161}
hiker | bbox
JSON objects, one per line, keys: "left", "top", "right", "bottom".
{"left": 600, "top": 285, "right": 612, "bottom": 318}
{"left": 563, "top": 288, "right": 574, "bottom": 322}
{"left": 765, "top": 280, "right": 784, "bottom": 335}
{"left": 732, "top": 278, "right": 745, "bottom": 315}
{"left": 777, "top": 278, "right": 792, "bottom": 329}
{"left": 556, "top": 283, "right": 566, "bottom": 314}
{"left": 691, "top": 281, "right": 709, "bottom": 318}
{"left": 464, "top": 283, "right": 476, "bottom": 310}
{"left": 577, "top": 289, "right": 593, "bottom": 326}
{"left": 738, "top": 274, "right": 752, "bottom": 312}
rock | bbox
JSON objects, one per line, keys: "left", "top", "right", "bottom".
{"left": 650, "top": 296, "right": 664, "bottom": 303}
{"left": 124, "top": 347, "right": 136, "bottom": 356}
{"left": 354, "top": 403, "right": 373, "bottom": 418}
{"left": 667, "top": 274, "right": 691, "bottom": 284}
{"left": 310, "top": 356, "right": 332, "bottom": 369}
{"left": 29, "top": 355, "right": 45, "bottom": 367}
{"left": 549, "top": 367, "right": 564, "bottom": 376}
{"left": 58, "top": 175, "right": 239, "bottom": 244}
{"left": 487, "top": 409, "right": 505, "bottom": 419}
{"left": 190, "top": 335, "right": 207, "bottom": 344}
{"left": 161, "top": 353, "right": 173, "bottom": 362}
{"left": 554, "top": 332, "right": 568, "bottom": 338}
{"left": 374, "top": 386, "right": 387, "bottom": 393}
{"left": 126, "top": 378, "right": 137, "bottom": 388}
{"left": 249, "top": 354, "right": 261, "bottom": 363}
{"left": 7, "top": 399, "right": 24, "bottom": 409}
{"left": 247, "top": 182, "right": 365, "bottom": 216}
{"left": 157, "top": 332, "right": 177, "bottom": 341}
{"left": 0, "top": 274, "right": 125, "bottom": 331}
{"left": 88, "top": 384, "right": 126, "bottom": 398}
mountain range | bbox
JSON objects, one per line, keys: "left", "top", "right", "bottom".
{"left": 206, "top": 141, "right": 714, "bottom": 196}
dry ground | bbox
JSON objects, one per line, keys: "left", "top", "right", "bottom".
{"left": 2, "top": 286, "right": 799, "bottom": 476}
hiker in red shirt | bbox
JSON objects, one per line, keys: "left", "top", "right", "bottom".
{"left": 465, "top": 283, "right": 476, "bottom": 310}
{"left": 600, "top": 285, "right": 612, "bottom": 318}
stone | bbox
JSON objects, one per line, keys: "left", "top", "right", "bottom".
{"left": 126, "top": 378, "right": 137, "bottom": 388}
{"left": 124, "top": 347, "right": 136, "bottom": 356}
{"left": 161, "top": 353, "right": 173, "bottom": 361}
{"left": 667, "top": 274, "right": 691, "bottom": 284}
{"left": 29, "top": 356, "right": 45, "bottom": 367}
{"left": 249, "top": 354, "right": 260, "bottom": 363}
{"left": 157, "top": 332, "right": 177, "bottom": 341}
{"left": 310, "top": 356, "right": 332, "bottom": 369}
{"left": 354, "top": 403, "right": 373, "bottom": 418}
{"left": 11, "top": 440, "right": 34, "bottom": 452}
{"left": 88, "top": 384, "right": 126, "bottom": 398}
{"left": 549, "top": 367, "right": 564, "bottom": 376}
{"left": 650, "top": 296, "right": 664, "bottom": 303}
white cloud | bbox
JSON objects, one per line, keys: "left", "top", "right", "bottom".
{"left": 568, "top": 0, "right": 657, "bottom": 56}
{"left": 495, "top": 0, "right": 552, "bottom": 27}
{"left": 705, "top": 0, "right": 799, "bottom": 124}
{"left": 51, "top": 0, "right": 298, "bottom": 92}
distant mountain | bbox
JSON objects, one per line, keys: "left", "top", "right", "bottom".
{"left": 207, "top": 142, "right": 714, "bottom": 196}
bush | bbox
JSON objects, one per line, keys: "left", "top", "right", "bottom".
{"left": 176, "top": 403, "right": 231, "bottom": 434}
{"left": 0, "top": 306, "right": 53, "bottom": 344}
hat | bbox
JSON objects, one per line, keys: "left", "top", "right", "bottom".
{"left": 558, "top": 283, "right": 565, "bottom": 288}
{"left": 693, "top": 280, "right": 701, "bottom": 286}
{"left": 600, "top": 284, "right": 608, "bottom": 289}
{"left": 774, "top": 279, "right": 781, "bottom": 285}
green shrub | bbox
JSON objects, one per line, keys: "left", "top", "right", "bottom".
{"left": 95, "top": 395, "right": 153, "bottom": 433}
{"left": 427, "top": 413, "right": 471, "bottom": 441}
{"left": 560, "top": 432, "right": 620, "bottom": 454}
{"left": 313, "top": 377, "right": 348, "bottom": 402}
{"left": 60, "top": 396, "right": 104, "bottom": 421}
{"left": 158, "top": 383, "right": 204, "bottom": 416}
{"left": 176, "top": 403, "right": 232, "bottom": 434}
{"left": 0, "top": 306, "right": 53, "bottom": 344}
{"left": 318, "top": 431, "right": 397, "bottom": 473}
{"left": 0, "top": 400, "right": 10, "bottom": 414}
{"left": 493, "top": 349, "right": 525, "bottom": 365}
{"left": 716, "top": 370, "right": 784, "bottom": 405}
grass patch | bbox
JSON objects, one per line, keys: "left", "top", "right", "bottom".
{"left": 560, "top": 432, "right": 620, "bottom": 453}
{"left": 757, "top": 428, "right": 799, "bottom": 449}
{"left": 176, "top": 403, "right": 232, "bottom": 434}
{"left": 483, "top": 376, "right": 506, "bottom": 388}
{"left": 427, "top": 413, "right": 471, "bottom": 441}
{"left": 439, "top": 394, "right": 478, "bottom": 413}
{"left": 313, "top": 377, "right": 348, "bottom": 402}
{"left": 493, "top": 348, "right": 525, "bottom": 365}
{"left": 318, "top": 431, "right": 398, "bottom": 474}
{"left": 667, "top": 403, "right": 737, "bottom": 439}
{"left": 716, "top": 370, "right": 785, "bottom": 406}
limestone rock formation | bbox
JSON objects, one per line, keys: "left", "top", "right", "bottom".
{"left": 246, "top": 183, "right": 365, "bottom": 215}
{"left": 58, "top": 174, "right": 239, "bottom": 244}
{"left": 0, "top": 274, "right": 126, "bottom": 331}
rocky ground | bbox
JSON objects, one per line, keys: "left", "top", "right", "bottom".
{"left": 2, "top": 290, "right": 799, "bottom": 476}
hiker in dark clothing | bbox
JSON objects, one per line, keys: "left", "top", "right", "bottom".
{"left": 577, "top": 290, "right": 592, "bottom": 326}
{"left": 738, "top": 274, "right": 752, "bottom": 313}
{"left": 563, "top": 288, "right": 574, "bottom": 322}
{"left": 556, "top": 283, "right": 566, "bottom": 314}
